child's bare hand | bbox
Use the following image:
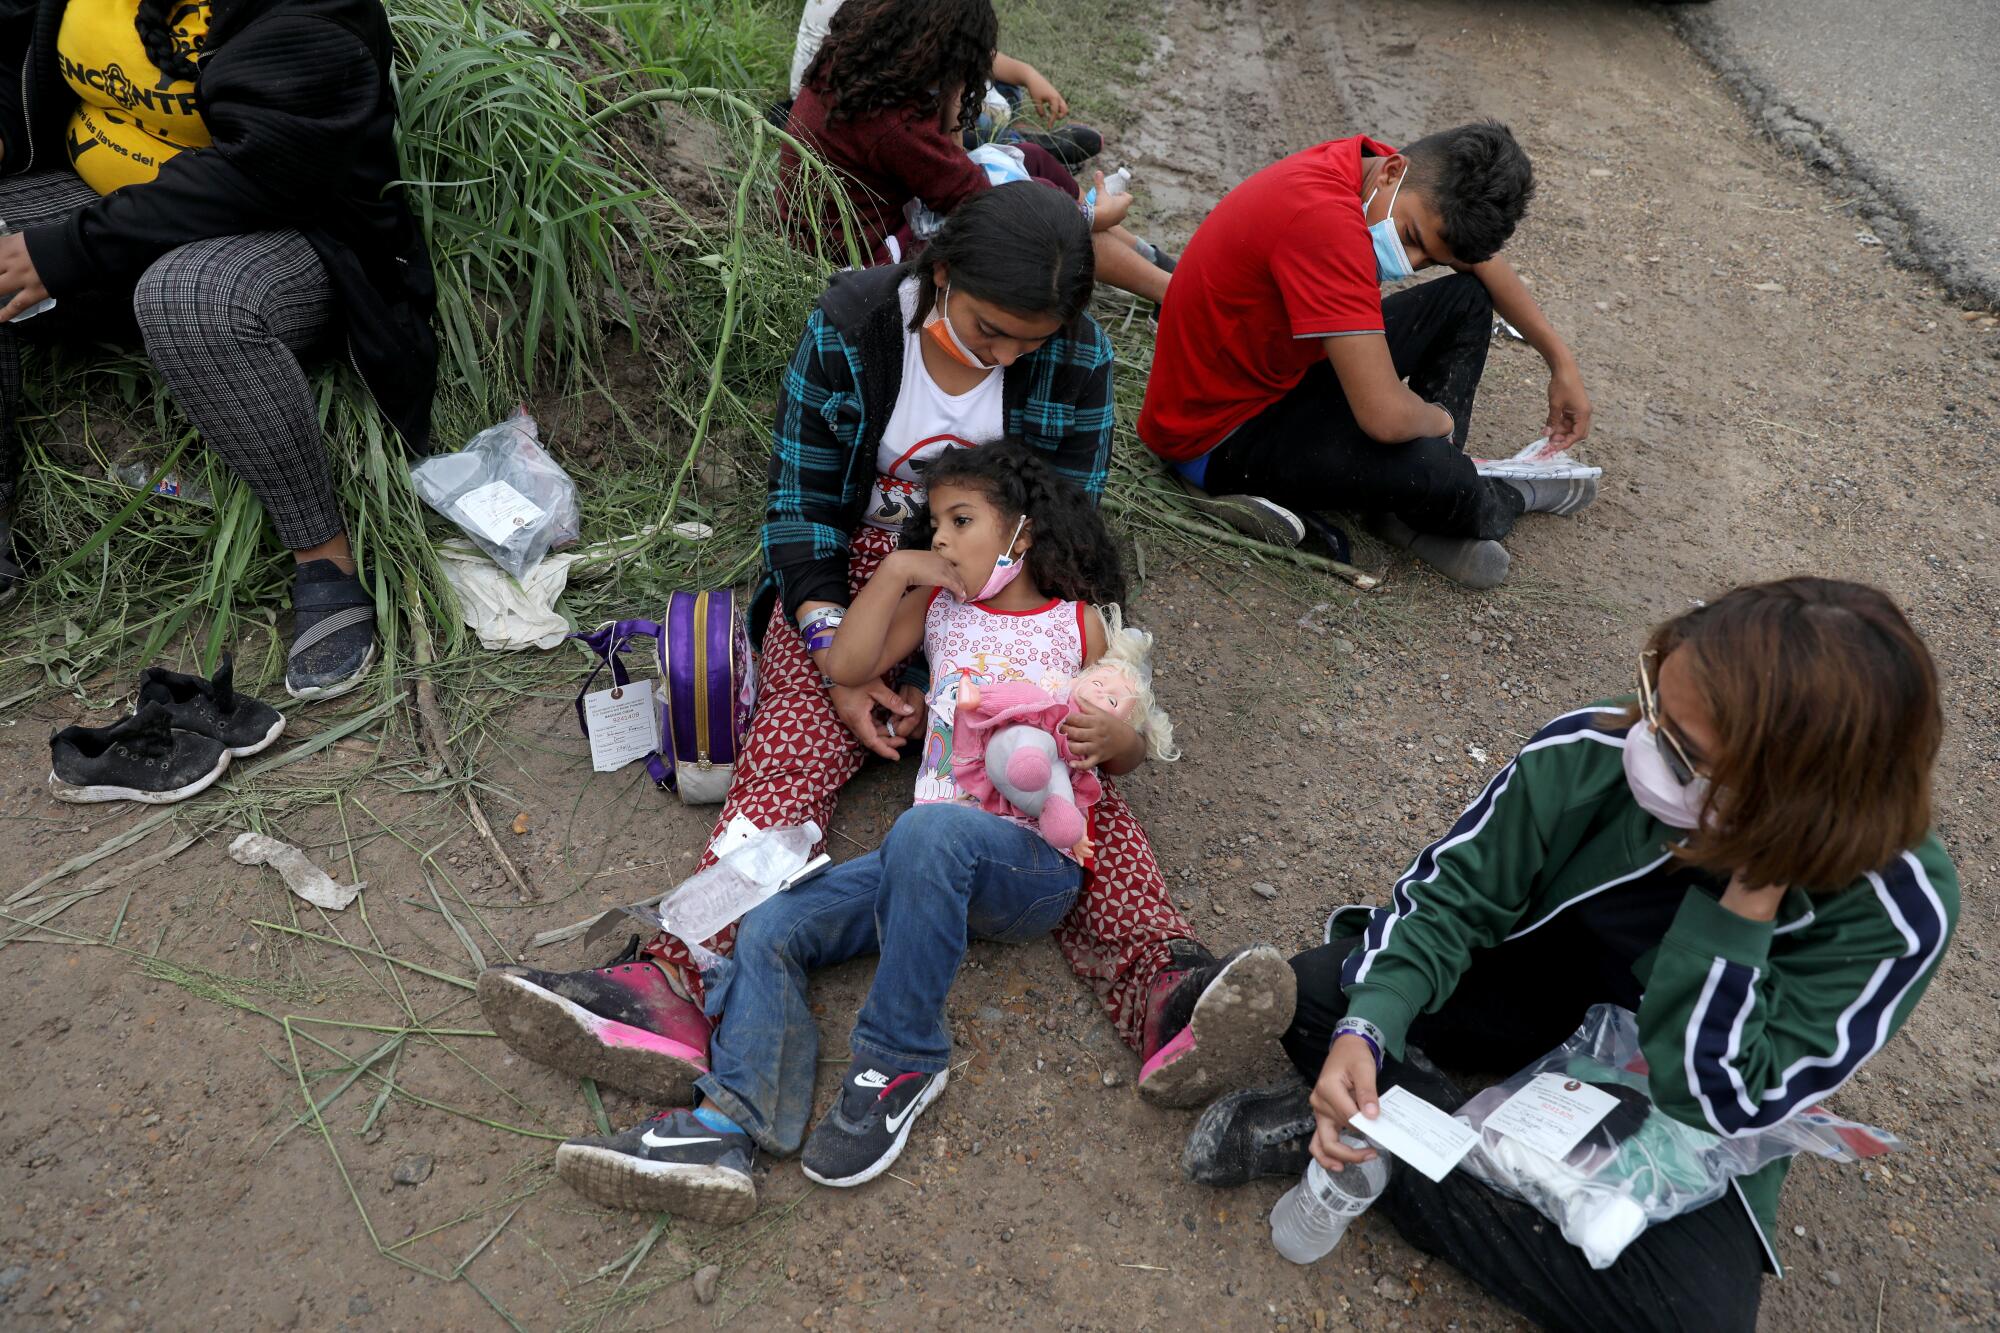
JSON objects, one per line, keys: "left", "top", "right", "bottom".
{"left": 886, "top": 550, "right": 966, "bottom": 599}
{"left": 1061, "top": 706, "right": 1137, "bottom": 771}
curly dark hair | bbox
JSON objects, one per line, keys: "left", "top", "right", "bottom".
{"left": 805, "top": 0, "right": 998, "bottom": 133}
{"left": 901, "top": 442, "right": 1126, "bottom": 606}
{"left": 135, "top": 0, "right": 202, "bottom": 83}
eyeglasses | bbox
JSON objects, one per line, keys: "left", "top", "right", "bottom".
{"left": 1636, "top": 651, "right": 1701, "bottom": 787}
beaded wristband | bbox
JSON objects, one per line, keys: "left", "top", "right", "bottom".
{"left": 1333, "top": 1017, "right": 1386, "bottom": 1071}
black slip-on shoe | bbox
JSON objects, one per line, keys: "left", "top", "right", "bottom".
{"left": 286, "top": 559, "right": 378, "bottom": 701}
{"left": 48, "top": 702, "right": 229, "bottom": 804}
{"left": 137, "top": 653, "right": 285, "bottom": 758}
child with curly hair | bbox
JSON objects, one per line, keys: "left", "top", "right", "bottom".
{"left": 555, "top": 443, "right": 1179, "bottom": 1218}
{"left": 779, "top": 0, "right": 1171, "bottom": 302}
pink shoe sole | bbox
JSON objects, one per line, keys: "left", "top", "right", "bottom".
{"left": 477, "top": 971, "right": 708, "bottom": 1104}
{"left": 1136, "top": 946, "right": 1297, "bottom": 1109}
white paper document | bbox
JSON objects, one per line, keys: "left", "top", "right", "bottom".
{"left": 583, "top": 680, "right": 658, "bottom": 772}
{"left": 1484, "top": 1072, "right": 1620, "bottom": 1159}
{"left": 455, "top": 480, "right": 547, "bottom": 544}
{"left": 1353, "top": 1085, "right": 1480, "bottom": 1183}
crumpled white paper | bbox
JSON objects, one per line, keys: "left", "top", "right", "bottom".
{"left": 435, "top": 522, "right": 716, "bottom": 652}
{"left": 228, "top": 832, "right": 366, "bottom": 911}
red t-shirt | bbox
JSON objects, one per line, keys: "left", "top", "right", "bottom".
{"left": 1138, "top": 135, "right": 1397, "bottom": 460}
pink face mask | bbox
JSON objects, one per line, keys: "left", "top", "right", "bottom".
{"left": 972, "top": 516, "right": 1027, "bottom": 602}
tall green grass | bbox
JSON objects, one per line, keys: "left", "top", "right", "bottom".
{"left": 2, "top": 0, "right": 826, "bottom": 727}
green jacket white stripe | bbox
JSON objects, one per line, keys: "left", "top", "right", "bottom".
{"left": 1335, "top": 705, "right": 1958, "bottom": 1273}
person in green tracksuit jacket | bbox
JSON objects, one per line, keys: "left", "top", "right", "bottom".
{"left": 1183, "top": 577, "right": 1956, "bottom": 1333}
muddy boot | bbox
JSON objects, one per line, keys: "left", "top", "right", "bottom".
{"left": 1137, "top": 943, "right": 1297, "bottom": 1108}
{"left": 478, "top": 939, "right": 711, "bottom": 1104}
{"left": 1181, "top": 1080, "right": 1315, "bottom": 1186}
{"left": 1365, "top": 513, "right": 1510, "bottom": 590}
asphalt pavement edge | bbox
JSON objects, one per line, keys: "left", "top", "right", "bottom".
{"left": 1670, "top": 7, "right": 2000, "bottom": 313}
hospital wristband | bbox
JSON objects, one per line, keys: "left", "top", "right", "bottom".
{"left": 1333, "top": 1017, "right": 1386, "bottom": 1071}
{"left": 799, "top": 605, "right": 844, "bottom": 654}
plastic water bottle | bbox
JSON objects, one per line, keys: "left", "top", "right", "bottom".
{"left": 1102, "top": 166, "right": 1131, "bottom": 197}
{"left": 1269, "top": 1136, "right": 1390, "bottom": 1264}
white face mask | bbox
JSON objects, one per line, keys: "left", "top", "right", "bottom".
{"left": 1622, "top": 721, "right": 1711, "bottom": 829}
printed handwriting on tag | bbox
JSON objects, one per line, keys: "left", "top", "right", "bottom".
{"left": 584, "top": 681, "right": 657, "bottom": 773}
{"left": 1484, "top": 1073, "right": 1620, "bottom": 1159}
{"left": 1353, "top": 1085, "right": 1480, "bottom": 1183}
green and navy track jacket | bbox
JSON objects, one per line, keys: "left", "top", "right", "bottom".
{"left": 1338, "top": 704, "right": 1958, "bottom": 1272}
{"left": 753, "top": 264, "right": 1116, "bottom": 643}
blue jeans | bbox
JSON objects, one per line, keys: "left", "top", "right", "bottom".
{"left": 695, "top": 803, "right": 1081, "bottom": 1154}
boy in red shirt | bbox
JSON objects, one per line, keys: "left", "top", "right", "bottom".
{"left": 1137, "top": 124, "right": 1593, "bottom": 588}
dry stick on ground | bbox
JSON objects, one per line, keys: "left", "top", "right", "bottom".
{"left": 1101, "top": 493, "right": 1383, "bottom": 591}
{"left": 405, "top": 612, "right": 536, "bottom": 903}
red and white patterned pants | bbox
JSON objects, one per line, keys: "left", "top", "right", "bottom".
{"left": 644, "top": 525, "right": 1194, "bottom": 1050}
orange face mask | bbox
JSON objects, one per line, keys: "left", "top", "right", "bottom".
{"left": 925, "top": 283, "right": 995, "bottom": 371}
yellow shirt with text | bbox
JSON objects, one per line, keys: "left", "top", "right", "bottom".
{"left": 59, "top": 0, "right": 212, "bottom": 195}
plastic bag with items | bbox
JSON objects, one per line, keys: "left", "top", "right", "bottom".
{"left": 1455, "top": 1004, "right": 1901, "bottom": 1269}
{"left": 410, "top": 409, "right": 581, "bottom": 580}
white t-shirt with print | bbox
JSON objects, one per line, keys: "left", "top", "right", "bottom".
{"left": 861, "top": 278, "right": 1006, "bottom": 532}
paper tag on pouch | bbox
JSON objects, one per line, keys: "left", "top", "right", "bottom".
{"left": 1353, "top": 1085, "right": 1479, "bottom": 1183}
{"left": 455, "top": 480, "right": 547, "bottom": 544}
{"left": 583, "top": 680, "right": 658, "bottom": 772}
{"left": 1484, "top": 1072, "right": 1620, "bottom": 1159}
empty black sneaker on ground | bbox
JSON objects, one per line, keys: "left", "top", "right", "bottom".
{"left": 286, "top": 560, "right": 378, "bottom": 701}
{"left": 1011, "top": 123, "right": 1104, "bottom": 167}
{"left": 1181, "top": 1081, "right": 1317, "bottom": 1186}
{"left": 138, "top": 653, "right": 286, "bottom": 758}
{"left": 48, "top": 702, "right": 230, "bottom": 804}
{"left": 800, "top": 1062, "right": 949, "bottom": 1188}
{"left": 556, "top": 1108, "right": 757, "bottom": 1222}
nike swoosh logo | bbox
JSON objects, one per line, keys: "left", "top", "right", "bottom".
{"left": 883, "top": 1083, "right": 931, "bottom": 1135}
{"left": 854, "top": 1070, "right": 893, "bottom": 1089}
{"left": 640, "top": 1131, "right": 720, "bottom": 1149}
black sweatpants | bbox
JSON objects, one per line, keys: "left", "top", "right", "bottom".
{"left": 1284, "top": 935, "right": 1767, "bottom": 1333}
{"left": 1203, "top": 271, "right": 1525, "bottom": 541}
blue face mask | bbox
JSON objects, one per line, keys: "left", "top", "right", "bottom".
{"left": 1364, "top": 171, "right": 1415, "bottom": 283}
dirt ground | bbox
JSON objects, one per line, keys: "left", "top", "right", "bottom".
{"left": 4, "top": 0, "right": 1998, "bottom": 1329}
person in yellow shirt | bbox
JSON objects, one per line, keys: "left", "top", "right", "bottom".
{"left": 0, "top": 0, "right": 435, "bottom": 701}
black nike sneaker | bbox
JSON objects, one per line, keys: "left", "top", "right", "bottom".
{"left": 799, "top": 1062, "right": 948, "bottom": 1188}
{"left": 1181, "top": 1081, "right": 1316, "bottom": 1186}
{"left": 556, "top": 1108, "right": 756, "bottom": 1222}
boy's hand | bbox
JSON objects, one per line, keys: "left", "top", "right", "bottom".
{"left": 1061, "top": 704, "right": 1139, "bottom": 771}
{"left": 1546, "top": 366, "right": 1593, "bottom": 448}
{"left": 886, "top": 550, "right": 967, "bottom": 599}
{"left": 1309, "top": 1035, "right": 1384, "bottom": 1172}
{"left": 1023, "top": 71, "right": 1068, "bottom": 120}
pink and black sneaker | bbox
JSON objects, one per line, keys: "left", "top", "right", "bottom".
{"left": 1136, "top": 943, "right": 1297, "bottom": 1108}
{"left": 477, "top": 940, "right": 711, "bottom": 1104}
